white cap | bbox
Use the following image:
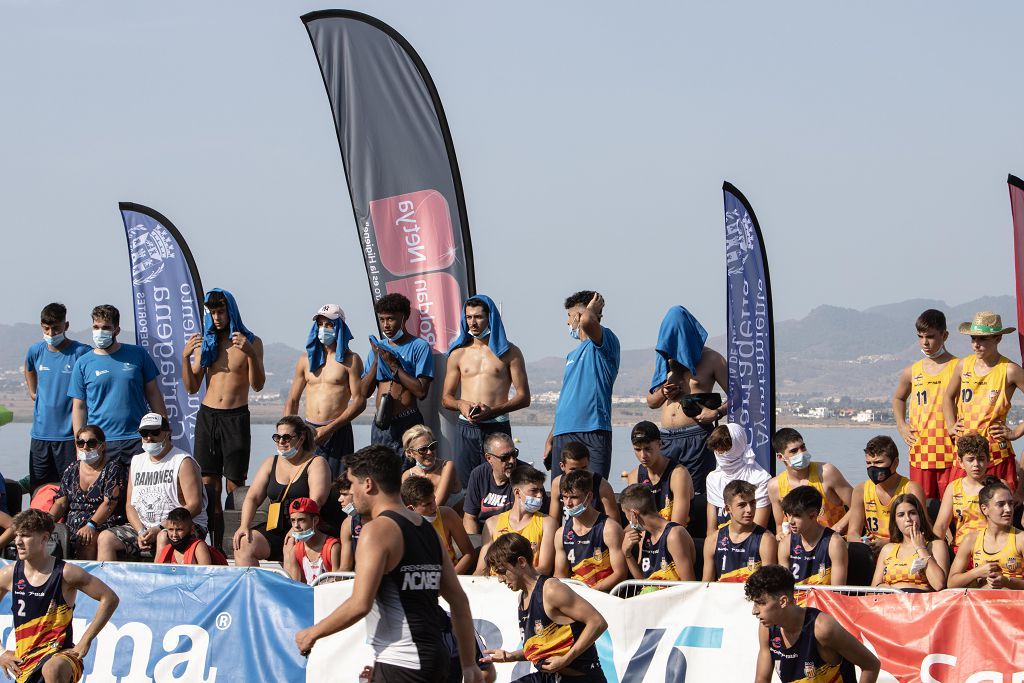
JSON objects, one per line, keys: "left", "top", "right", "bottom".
{"left": 138, "top": 413, "right": 166, "bottom": 430}
{"left": 313, "top": 304, "right": 345, "bottom": 321}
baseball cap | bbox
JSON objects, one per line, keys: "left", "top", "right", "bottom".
{"left": 138, "top": 413, "right": 169, "bottom": 431}
{"left": 289, "top": 497, "right": 320, "bottom": 515}
{"left": 313, "top": 304, "right": 345, "bottom": 322}
{"left": 630, "top": 420, "right": 661, "bottom": 444}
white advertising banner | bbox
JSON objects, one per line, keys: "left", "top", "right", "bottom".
{"left": 309, "top": 578, "right": 761, "bottom": 682}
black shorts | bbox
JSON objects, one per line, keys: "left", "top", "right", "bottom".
{"left": 660, "top": 424, "right": 714, "bottom": 496}
{"left": 307, "top": 420, "right": 354, "bottom": 480}
{"left": 194, "top": 404, "right": 251, "bottom": 485}
{"left": 453, "top": 419, "right": 512, "bottom": 491}
{"left": 252, "top": 523, "right": 286, "bottom": 562}
{"left": 374, "top": 660, "right": 450, "bottom": 683}
{"left": 104, "top": 438, "right": 142, "bottom": 468}
{"left": 29, "top": 439, "right": 76, "bottom": 487}
{"left": 514, "top": 662, "right": 606, "bottom": 683}
{"left": 370, "top": 408, "right": 425, "bottom": 459}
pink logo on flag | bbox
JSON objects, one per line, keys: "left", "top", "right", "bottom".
{"left": 386, "top": 272, "right": 463, "bottom": 353}
{"left": 369, "top": 190, "right": 456, "bottom": 276}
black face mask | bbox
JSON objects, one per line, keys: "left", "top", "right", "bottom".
{"left": 170, "top": 534, "right": 195, "bottom": 553}
{"left": 866, "top": 466, "right": 892, "bottom": 485}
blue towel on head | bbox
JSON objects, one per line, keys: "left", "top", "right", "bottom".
{"left": 200, "top": 288, "right": 255, "bottom": 368}
{"left": 446, "top": 294, "right": 510, "bottom": 358}
{"left": 649, "top": 306, "right": 708, "bottom": 393}
{"left": 306, "top": 318, "right": 354, "bottom": 372}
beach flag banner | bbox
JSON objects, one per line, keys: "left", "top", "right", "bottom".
{"left": 722, "top": 183, "right": 776, "bottom": 473}
{"left": 1008, "top": 174, "right": 1024, "bottom": 359}
{"left": 302, "top": 10, "right": 475, "bottom": 451}
{"left": 119, "top": 203, "right": 205, "bottom": 453}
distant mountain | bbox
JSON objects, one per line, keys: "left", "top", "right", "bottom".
{"left": 1, "top": 296, "right": 1020, "bottom": 402}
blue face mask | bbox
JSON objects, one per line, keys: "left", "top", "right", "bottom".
{"left": 565, "top": 502, "right": 588, "bottom": 518}
{"left": 44, "top": 332, "right": 65, "bottom": 346}
{"left": 384, "top": 329, "right": 405, "bottom": 342}
{"left": 342, "top": 503, "right": 356, "bottom": 516}
{"left": 469, "top": 326, "right": 490, "bottom": 340}
{"left": 93, "top": 329, "right": 114, "bottom": 349}
{"left": 318, "top": 325, "right": 337, "bottom": 346}
{"left": 291, "top": 528, "right": 315, "bottom": 542}
{"left": 787, "top": 451, "right": 811, "bottom": 470}
{"left": 569, "top": 325, "right": 580, "bottom": 340}
{"left": 522, "top": 496, "right": 544, "bottom": 514}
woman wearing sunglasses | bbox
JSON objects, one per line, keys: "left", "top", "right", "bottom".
{"left": 48, "top": 425, "right": 128, "bottom": 560}
{"left": 401, "top": 425, "right": 462, "bottom": 511}
{"left": 233, "top": 415, "right": 332, "bottom": 567}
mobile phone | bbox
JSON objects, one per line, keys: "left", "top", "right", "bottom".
{"left": 469, "top": 405, "right": 481, "bottom": 418}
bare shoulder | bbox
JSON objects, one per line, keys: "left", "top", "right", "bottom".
{"left": 440, "top": 506, "right": 460, "bottom": 526}
{"left": 700, "top": 347, "right": 727, "bottom": 366}
{"left": 504, "top": 343, "right": 525, "bottom": 362}
{"left": 813, "top": 610, "right": 845, "bottom": 641}
{"left": 0, "top": 563, "right": 13, "bottom": 588}
{"left": 61, "top": 561, "right": 94, "bottom": 587}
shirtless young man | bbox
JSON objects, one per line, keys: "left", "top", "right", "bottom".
{"left": 182, "top": 288, "right": 265, "bottom": 549}
{"left": 285, "top": 304, "right": 365, "bottom": 479}
{"left": 359, "top": 294, "right": 434, "bottom": 458}
{"left": 942, "top": 311, "right": 1024, "bottom": 492}
{"left": 646, "top": 307, "right": 728, "bottom": 505}
{"left": 442, "top": 295, "right": 531, "bottom": 490}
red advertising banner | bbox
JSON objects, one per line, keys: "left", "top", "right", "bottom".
{"left": 1007, "top": 174, "right": 1024, "bottom": 360}
{"left": 806, "top": 590, "right": 1024, "bottom": 682}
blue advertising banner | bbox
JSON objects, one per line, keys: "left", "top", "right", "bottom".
{"left": 722, "top": 183, "right": 775, "bottom": 473}
{"left": 119, "top": 204, "right": 204, "bottom": 453}
{"left": 0, "top": 563, "right": 311, "bottom": 682}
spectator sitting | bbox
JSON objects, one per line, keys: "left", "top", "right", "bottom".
{"left": 234, "top": 416, "right": 331, "bottom": 566}
{"left": 778, "top": 485, "right": 848, "bottom": 593}
{"left": 156, "top": 507, "right": 224, "bottom": 566}
{"left": 704, "top": 423, "right": 771, "bottom": 536}
{"left": 97, "top": 413, "right": 208, "bottom": 561}
{"left": 619, "top": 483, "right": 696, "bottom": 583}
{"left": 401, "top": 476, "right": 476, "bottom": 574}
{"left": 626, "top": 421, "right": 693, "bottom": 527}
{"left": 933, "top": 433, "right": 993, "bottom": 552}
{"left": 48, "top": 425, "right": 127, "bottom": 560}
{"left": 847, "top": 435, "right": 927, "bottom": 555}
{"left": 871, "top": 493, "right": 949, "bottom": 592}
{"left": 401, "top": 425, "right": 461, "bottom": 511}
{"left": 337, "top": 474, "right": 360, "bottom": 571}
{"left": 548, "top": 442, "right": 619, "bottom": 523}
{"left": 475, "top": 465, "right": 557, "bottom": 576}
{"left": 462, "top": 432, "right": 519, "bottom": 535}
{"left": 283, "top": 497, "right": 339, "bottom": 585}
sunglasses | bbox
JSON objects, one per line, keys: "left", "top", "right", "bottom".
{"left": 139, "top": 429, "right": 163, "bottom": 438}
{"left": 272, "top": 433, "right": 297, "bottom": 443}
{"left": 487, "top": 449, "right": 519, "bottom": 463}
{"left": 75, "top": 438, "right": 100, "bottom": 449}
{"left": 411, "top": 441, "right": 438, "bottom": 455}
{"left": 680, "top": 392, "right": 723, "bottom": 418}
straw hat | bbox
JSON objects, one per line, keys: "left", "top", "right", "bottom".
{"left": 957, "top": 311, "right": 1016, "bottom": 336}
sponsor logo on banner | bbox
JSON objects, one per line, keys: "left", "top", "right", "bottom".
{"left": 386, "top": 272, "right": 463, "bottom": 353}
{"left": 370, "top": 190, "right": 456, "bottom": 276}
{"left": 127, "top": 223, "right": 177, "bottom": 285}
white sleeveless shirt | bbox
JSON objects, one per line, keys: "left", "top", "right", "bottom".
{"left": 129, "top": 448, "right": 209, "bottom": 530}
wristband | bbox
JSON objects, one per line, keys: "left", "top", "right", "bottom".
{"left": 86, "top": 521, "right": 98, "bottom": 531}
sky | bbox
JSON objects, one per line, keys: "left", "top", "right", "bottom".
{"left": 2, "top": 2, "right": 1023, "bottom": 361}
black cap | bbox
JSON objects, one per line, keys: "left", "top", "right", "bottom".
{"left": 630, "top": 420, "right": 661, "bottom": 444}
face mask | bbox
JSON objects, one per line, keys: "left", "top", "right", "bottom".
{"left": 422, "top": 514, "right": 437, "bottom": 523}
{"left": 291, "top": 528, "right": 315, "bottom": 542}
{"left": 469, "top": 326, "right": 490, "bottom": 339}
{"left": 77, "top": 449, "right": 102, "bottom": 465}
{"left": 716, "top": 450, "right": 745, "bottom": 474}
{"left": 415, "top": 460, "right": 435, "bottom": 471}
{"left": 787, "top": 451, "right": 811, "bottom": 470}
{"left": 568, "top": 325, "right": 581, "bottom": 340}
{"left": 342, "top": 503, "right": 356, "bottom": 516}
{"left": 630, "top": 521, "right": 644, "bottom": 533}
{"left": 44, "top": 332, "right": 65, "bottom": 346}
{"left": 170, "top": 534, "right": 195, "bottom": 553}
{"left": 521, "top": 496, "right": 544, "bottom": 514}
{"left": 866, "top": 466, "right": 892, "bottom": 484}
{"left": 93, "top": 329, "right": 114, "bottom": 349}
{"left": 318, "top": 326, "right": 337, "bottom": 346}
{"left": 384, "top": 329, "right": 405, "bottom": 343}
{"left": 565, "top": 502, "right": 588, "bottom": 518}
{"left": 142, "top": 442, "right": 164, "bottom": 456}
{"left": 922, "top": 345, "right": 947, "bottom": 359}
{"left": 278, "top": 447, "right": 299, "bottom": 459}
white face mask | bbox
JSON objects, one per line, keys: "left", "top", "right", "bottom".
{"left": 422, "top": 514, "right": 437, "bottom": 523}
{"left": 922, "top": 345, "right": 947, "bottom": 359}
{"left": 77, "top": 449, "right": 102, "bottom": 465}
{"left": 93, "top": 329, "right": 114, "bottom": 349}
{"left": 141, "top": 442, "right": 164, "bottom": 456}
{"left": 521, "top": 496, "right": 544, "bottom": 514}
{"left": 44, "top": 332, "right": 66, "bottom": 346}
{"left": 787, "top": 451, "right": 811, "bottom": 470}
{"left": 469, "top": 326, "right": 490, "bottom": 340}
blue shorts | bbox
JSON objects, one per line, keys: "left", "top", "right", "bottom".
{"left": 551, "top": 430, "right": 612, "bottom": 482}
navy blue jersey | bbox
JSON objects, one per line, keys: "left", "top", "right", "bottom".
{"left": 768, "top": 607, "right": 855, "bottom": 682}
{"left": 713, "top": 525, "right": 765, "bottom": 582}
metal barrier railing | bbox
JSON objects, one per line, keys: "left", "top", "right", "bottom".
{"left": 610, "top": 579, "right": 696, "bottom": 598}
{"left": 311, "top": 571, "right": 356, "bottom": 587}
{"left": 795, "top": 584, "right": 904, "bottom": 597}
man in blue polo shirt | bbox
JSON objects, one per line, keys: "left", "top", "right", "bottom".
{"left": 545, "top": 291, "right": 620, "bottom": 481}
{"left": 68, "top": 304, "right": 166, "bottom": 465}
{"left": 24, "top": 303, "right": 91, "bottom": 487}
